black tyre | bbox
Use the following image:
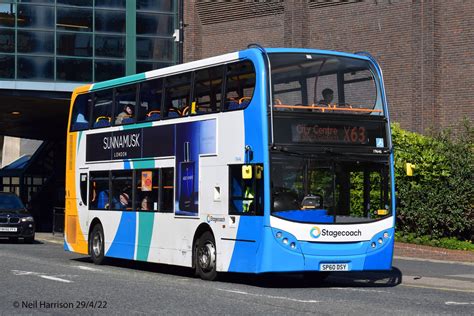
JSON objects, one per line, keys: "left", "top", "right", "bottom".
{"left": 24, "top": 235, "right": 35, "bottom": 244}
{"left": 89, "top": 224, "right": 105, "bottom": 265}
{"left": 195, "top": 231, "right": 217, "bottom": 281}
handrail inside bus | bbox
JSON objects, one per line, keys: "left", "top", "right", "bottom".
{"left": 273, "top": 104, "right": 382, "bottom": 113}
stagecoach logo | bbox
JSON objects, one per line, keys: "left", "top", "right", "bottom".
{"left": 310, "top": 226, "right": 321, "bottom": 238}
{"left": 206, "top": 215, "right": 225, "bottom": 224}
{"left": 310, "top": 227, "right": 363, "bottom": 239}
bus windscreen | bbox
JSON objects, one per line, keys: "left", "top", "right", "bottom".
{"left": 269, "top": 53, "right": 383, "bottom": 115}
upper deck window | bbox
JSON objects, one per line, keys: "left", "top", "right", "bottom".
{"left": 70, "top": 93, "right": 92, "bottom": 131}
{"left": 163, "top": 72, "right": 191, "bottom": 118}
{"left": 224, "top": 60, "right": 256, "bottom": 111}
{"left": 114, "top": 84, "right": 137, "bottom": 125}
{"left": 92, "top": 89, "right": 113, "bottom": 128}
{"left": 269, "top": 53, "right": 383, "bottom": 116}
{"left": 193, "top": 66, "right": 224, "bottom": 114}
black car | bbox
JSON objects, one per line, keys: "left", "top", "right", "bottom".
{"left": 0, "top": 192, "right": 35, "bottom": 243}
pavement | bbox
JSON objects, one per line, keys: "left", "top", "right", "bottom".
{"left": 36, "top": 232, "right": 474, "bottom": 265}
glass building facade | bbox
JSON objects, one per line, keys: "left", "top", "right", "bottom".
{"left": 0, "top": 0, "right": 178, "bottom": 83}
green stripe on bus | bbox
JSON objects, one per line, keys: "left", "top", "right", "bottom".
{"left": 90, "top": 73, "right": 146, "bottom": 91}
{"left": 132, "top": 160, "right": 155, "bottom": 169}
{"left": 122, "top": 121, "right": 153, "bottom": 130}
{"left": 77, "top": 131, "right": 83, "bottom": 154}
{"left": 136, "top": 212, "right": 154, "bottom": 261}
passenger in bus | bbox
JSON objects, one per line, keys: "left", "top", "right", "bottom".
{"left": 114, "top": 190, "right": 131, "bottom": 210}
{"left": 140, "top": 196, "right": 152, "bottom": 211}
{"left": 97, "top": 190, "right": 109, "bottom": 209}
{"left": 115, "top": 104, "right": 134, "bottom": 124}
{"left": 318, "top": 88, "right": 334, "bottom": 105}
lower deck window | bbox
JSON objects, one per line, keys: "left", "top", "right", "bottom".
{"left": 89, "top": 167, "right": 174, "bottom": 212}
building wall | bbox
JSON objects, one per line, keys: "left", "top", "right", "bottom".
{"left": 1, "top": 136, "right": 20, "bottom": 167}
{"left": 0, "top": 136, "right": 42, "bottom": 168}
{"left": 183, "top": 0, "right": 473, "bottom": 134}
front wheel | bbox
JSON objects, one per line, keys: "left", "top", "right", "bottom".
{"left": 24, "top": 235, "right": 35, "bottom": 244}
{"left": 89, "top": 224, "right": 105, "bottom": 265}
{"left": 195, "top": 231, "right": 217, "bottom": 281}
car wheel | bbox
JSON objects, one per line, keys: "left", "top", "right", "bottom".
{"left": 24, "top": 235, "right": 35, "bottom": 244}
{"left": 8, "top": 237, "right": 18, "bottom": 243}
{"left": 89, "top": 224, "right": 105, "bottom": 265}
{"left": 195, "top": 231, "right": 217, "bottom": 281}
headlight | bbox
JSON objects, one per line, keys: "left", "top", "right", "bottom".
{"left": 21, "top": 216, "right": 34, "bottom": 222}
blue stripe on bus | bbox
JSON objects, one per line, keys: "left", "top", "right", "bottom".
{"left": 227, "top": 216, "right": 264, "bottom": 273}
{"left": 105, "top": 212, "right": 137, "bottom": 260}
{"left": 239, "top": 49, "right": 271, "bottom": 221}
{"left": 263, "top": 48, "right": 372, "bottom": 62}
{"left": 63, "top": 240, "right": 70, "bottom": 251}
{"left": 228, "top": 50, "right": 276, "bottom": 272}
{"left": 124, "top": 160, "right": 131, "bottom": 170}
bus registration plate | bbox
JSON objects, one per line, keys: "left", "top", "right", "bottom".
{"left": 320, "top": 263, "right": 349, "bottom": 271}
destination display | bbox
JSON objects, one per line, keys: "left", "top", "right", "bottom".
{"left": 273, "top": 117, "right": 387, "bottom": 148}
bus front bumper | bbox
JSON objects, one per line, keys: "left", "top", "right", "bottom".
{"left": 256, "top": 227, "right": 394, "bottom": 273}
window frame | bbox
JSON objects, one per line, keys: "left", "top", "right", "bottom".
{"left": 223, "top": 59, "right": 256, "bottom": 112}
{"left": 228, "top": 164, "right": 264, "bottom": 216}
{"left": 91, "top": 89, "right": 114, "bottom": 129}
{"left": 191, "top": 65, "right": 225, "bottom": 116}
{"left": 68, "top": 58, "right": 258, "bottom": 133}
{"left": 88, "top": 168, "right": 174, "bottom": 213}
{"left": 113, "top": 84, "right": 138, "bottom": 126}
{"left": 70, "top": 92, "right": 92, "bottom": 132}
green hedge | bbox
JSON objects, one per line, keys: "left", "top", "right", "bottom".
{"left": 395, "top": 232, "right": 474, "bottom": 251}
{"left": 392, "top": 121, "right": 473, "bottom": 242}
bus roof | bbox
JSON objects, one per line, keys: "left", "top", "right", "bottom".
{"left": 72, "top": 47, "right": 373, "bottom": 95}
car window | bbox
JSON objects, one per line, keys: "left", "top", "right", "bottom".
{"left": 0, "top": 194, "right": 25, "bottom": 211}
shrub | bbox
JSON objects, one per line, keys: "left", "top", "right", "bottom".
{"left": 392, "top": 120, "right": 473, "bottom": 242}
{"left": 395, "top": 232, "right": 474, "bottom": 251}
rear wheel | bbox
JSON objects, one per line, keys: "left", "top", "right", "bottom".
{"left": 195, "top": 231, "right": 217, "bottom": 281}
{"left": 89, "top": 224, "right": 105, "bottom": 265}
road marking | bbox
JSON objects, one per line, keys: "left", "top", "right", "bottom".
{"left": 75, "top": 265, "right": 102, "bottom": 272}
{"left": 39, "top": 275, "right": 73, "bottom": 283}
{"left": 330, "top": 287, "right": 387, "bottom": 293}
{"left": 401, "top": 284, "right": 474, "bottom": 293}
{"left": 11, "top": 270, "right": 38, "bottom": 276}
{"left": 217, "top": 288, "right": 320, "bottom": 303}
{"left": 11, "top": 270, "right": 74, "bottom": 283}
{"left": 445, "top": 301, "right": 474, "bottom": 305}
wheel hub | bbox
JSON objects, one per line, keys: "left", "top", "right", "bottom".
{"left": 93, "top": 233, "right": 102, "bottom": 257}
{"left": 198, "top": 242, "right": 216, "bottom": 272}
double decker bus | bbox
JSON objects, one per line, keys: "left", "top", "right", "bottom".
{"left": 65, "top": 47, "right": 395, "bottom": 280}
